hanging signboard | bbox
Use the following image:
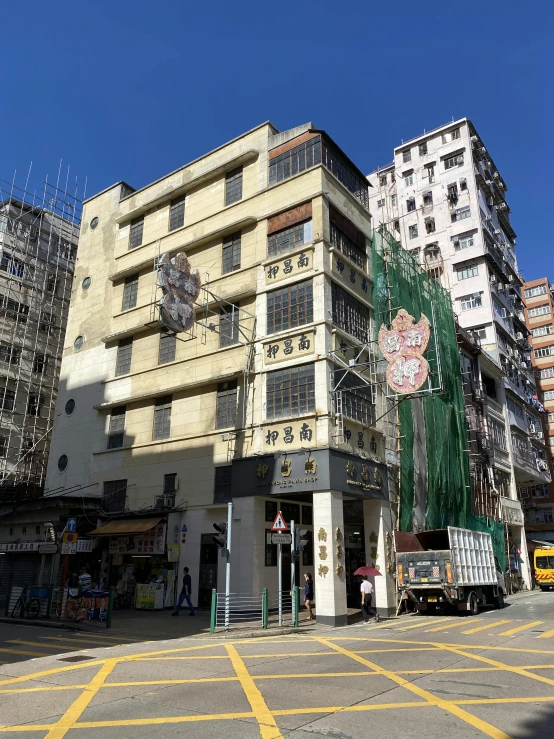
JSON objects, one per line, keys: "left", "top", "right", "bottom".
{"left": 157, "top": 252, "right": 201, "bottom": 333}
{"left": 109, "top": 523, "right": 167, "bottom": 555}
{"left": 378, "top": 309, "right": 431, "bottom": 394}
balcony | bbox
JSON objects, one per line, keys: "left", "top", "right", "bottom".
{"left": 508, "top": 410, "right": 529, "bottom": 435}
{"left": 512, "top": 445, "right": 552, "bottom": 484}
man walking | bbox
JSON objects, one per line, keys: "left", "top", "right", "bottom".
{"left": 171, "top": 566, "right": 195, "bottom": 616}
{"left": 361, "top": 576, "right": 380, "bottom": 623}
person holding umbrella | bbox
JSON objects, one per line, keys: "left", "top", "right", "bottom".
{"left": 354, "top": 566, "right": 381, "bottom": 623}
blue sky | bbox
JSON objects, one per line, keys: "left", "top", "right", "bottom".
{"left": 1, "top": 0, "right": 552, "bottom": 281}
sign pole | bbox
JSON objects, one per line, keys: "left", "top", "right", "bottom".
{"left": 225, "top": 501, "right": 232, "bottom": 632}
{"left": 290, "top": 519, "right": 295, "bottom": 625}
{"left": 278, "top": 541, "right": 282, "bottom": 626}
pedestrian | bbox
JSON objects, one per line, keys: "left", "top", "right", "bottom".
{"left": 304, "top": 573, "right": 314, "bottom": 620}
{"left": 78, "top": 566, "right": 92, "bottom": 591}
{"left": 171, "top": 566, "right": 195, "bottom": 616}
{"left": 360, "top": 576, "right": 380, "bottom": 623}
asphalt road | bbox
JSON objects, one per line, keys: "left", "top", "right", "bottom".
{"left": 0, "top": 590, "right": 554, "bottom": 738}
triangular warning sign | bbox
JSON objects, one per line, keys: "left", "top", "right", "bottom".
{"left": 271, "top": 511, "right": 288, "bottom": 531}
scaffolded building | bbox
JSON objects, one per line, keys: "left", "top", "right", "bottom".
{"left": 0, "top": 174, "right": 81, "bottom": 502}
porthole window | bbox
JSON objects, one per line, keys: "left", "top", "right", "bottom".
{"left": 82, "top": 276, "right": 92, "bottom": 291}
{"left": 90, "top": 216, "right": 99, "bottom": 230}
{"left": 58, "top": 454, "right": 68, "bottom": 472}
{"left": 65, "top": 399, "right": 75, "bottom": 415}
{"left": 74, "top": 335, "right": 84, "bottom": 351}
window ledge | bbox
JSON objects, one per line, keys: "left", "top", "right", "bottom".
{"left": 92, "top": 425, "right": 254, "bottom": 455}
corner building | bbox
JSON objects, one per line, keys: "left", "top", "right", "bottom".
{"left": 45, "top": 122, "right": 396, "bottom": 624}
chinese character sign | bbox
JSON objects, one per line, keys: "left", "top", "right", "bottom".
{"left": 378, "top": 309, "right": 431, "bottom": 394}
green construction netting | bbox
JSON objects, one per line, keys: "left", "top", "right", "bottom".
{"left": 372, "top": 227, "right": 505, "bottom": 568}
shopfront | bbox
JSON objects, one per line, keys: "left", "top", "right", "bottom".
{"left": 89, "top": 516, "right": 178, "bottom": 610}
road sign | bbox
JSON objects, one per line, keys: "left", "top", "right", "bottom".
{"left": 61, "top": 542, "right": 76, "bottom": 555}
{"left": 271, "top": 511, "right": 288, "bottom": 531}
{"left": 271, "top": 533, "right": 292, "bottom": 545}
{"left": 62, "top": 532, "right": 78, "bottom": 544}
{"left": 38, "top": 543, "right": 58, "bottom": 554}
{"left": 67, "top": 517, "right": 77, "bottom": 533}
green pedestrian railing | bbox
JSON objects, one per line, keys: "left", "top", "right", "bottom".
{"left": 210, "top": 586, "right": 303, "bottom": 633}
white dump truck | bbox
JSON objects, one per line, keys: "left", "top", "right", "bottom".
{"left": 396, "top": 526, "right": 506, "bottom": 614}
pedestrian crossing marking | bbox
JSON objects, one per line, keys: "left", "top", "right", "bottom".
{"left": 8, "top": 641, "right": 83, "bottom": 652}
{"left": 365, "top": 617, "right": 415, "bottom": 631}
{"left": 395, "top": 617, "right": 454, "bottom": 631}
{"left": 0, "top": 647, "right": 56, "bottom": 658}
{"left": 43, "top": 636, "right": 122, "bottom": 647}
{"left": 498, "top": 621, "right": 544, "bottom": 636}
{"left": 538, "top": 628, "right": 554, "bottom": 639}
{"left": 462, "top": 619, "right": 511, "bottom": 634}
{"left": 426, "top": 618, "right": 481, "bottom": 633}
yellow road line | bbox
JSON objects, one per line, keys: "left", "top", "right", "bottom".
{"left": 363, "top": 635, "right": 554, "bottom": 655}
{"left": 498, "top": 621, "right": 544, "bottom": 636}
{"left": 225, "top": 644, "right": 282, "bottom": 739}
{"left": 364, "top": 617, "right": 416, "bottom": 631}
{"left": 7, "top": 641, "right": 83, "bottom": 652}
{"left": 0, "top": 647, "right": 59, "bottom": 658}
{"left": 44, "top": 659, "right": 117, "bottom": 739}
{"left": 538, "top": 628, "right": 554, "bottom": 639}
{"left": 42, "top": 636, "right": 124, "bottom": 647}
{"left": 66, "top": 633, "right": 144, "bottom": 643}
{"left": 426, "top": 618, "right": 481, "bottom": 633}
{"left": 462, "top": 619, "right": 511, "bottom": 634}
{"left": 356, "top": 647, "right": 440, "bottom": 653}
{"left": 395, "top": 617, "right": 455, "bottom": 631}
{"left": 314, "top": 637, "right": 511, "bottom": 739}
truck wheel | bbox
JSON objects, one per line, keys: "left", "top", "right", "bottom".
{"left": 494, "top": 590, "right": 505, "bottom": 609}
{"left": 468, "top": 591, "right": 479, "bottom": 616}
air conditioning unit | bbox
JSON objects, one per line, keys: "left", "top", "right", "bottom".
{"left": 497, "top": 283, "right": 505, "bottom": 291}
{"left": 162, "top": 493, "right": 175, "bottom": 507}
{"left": 485, "top": 215, "right": 493, "bottom": 222}
{"left": 489, "top": 275, "right": 497, "bottom": 284}
{"left": 539, "top": 460, "right": 549, "bottom": 471}
{"left": 494, "top": 229, "right": 501, "bottom": 235}
{"left": 516, "top": 332, "right": 524, "bottom": 340}
{"left": 508, "top": 275, "right": 514, "bottom": 282}
{"left": 486, "top": 180, "right": 493, "bottom": 186}
{"left": 480, "top": 147, "right": 487, "bottom": 154}
{"left": 471, "top": 135, "right": 479, "bottom": 143}
{"left": 493, "top": 171, "right": 500, "bottom": 179}
{"left": 507, "top": 347, "right": 514, "bottom": 356}
{"left": 473, "top": 292, "right": 481, "bottom": 298}
{"left": 529, "top": 423, "right": 537, "bottom": 433}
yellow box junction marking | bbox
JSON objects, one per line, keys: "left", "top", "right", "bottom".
{"left": 498, "top": 621, "right": 544, "bottom": 636}
{"left": 426, "top": 618, "right": 481, "bottom": 632}
{"left": 462, "top": 620, "right": 511, "bottom": 634}
{"left": 395, "top": 617, "right": 455, "bottom": 631}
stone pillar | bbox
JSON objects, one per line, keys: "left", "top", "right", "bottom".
{"left": 363, "top": 499, "right": 397, "bottom": 617}
{"left": 312, "top": 490, "right": 347, "bottom": 626}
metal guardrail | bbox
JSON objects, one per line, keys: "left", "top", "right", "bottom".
{"left": 210, "top": 587, "right": 301, "bottom": 632}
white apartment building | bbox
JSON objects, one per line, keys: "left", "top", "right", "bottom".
{"left": 368, "top": 119, "right": 548, "bottom": 587}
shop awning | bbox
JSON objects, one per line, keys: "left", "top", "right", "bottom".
{"left": 89, "top": 517, "right": 162, "bottom": 536}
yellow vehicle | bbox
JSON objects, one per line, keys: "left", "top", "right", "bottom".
{"left": 534, "top": 549, "right": 554, "bottom": 591}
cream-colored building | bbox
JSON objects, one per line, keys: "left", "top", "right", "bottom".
{"left": 45, "top": 122, "right": 397, "bottom": 623}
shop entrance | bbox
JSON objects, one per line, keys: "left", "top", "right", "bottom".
{"left": 198, "top": 534, "right": 218, "bottom": 608}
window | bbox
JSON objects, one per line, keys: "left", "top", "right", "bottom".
{"left": 1, "top": 297, "right": 29, "bottom": 322}
{"left": 46, "top": 274, "right": 59, "bottom": 294}
{"left": 265, "top": 528, "right": 277, "bottom": 566}
{"left": 425, "top": 165, "right": 435, "bottom": 183}
{"left": 469, "top": 327, "right": 487, "bottom": 341}
{"left": 548, "top": 412, "right": 554, "bottom": 423}
{"left": 441, "top": 134, "right": 448, "bottom": 144}
{"left": 74, "top": 336, "right": 84, "bottom": 351}
{"left": 447, "top": 183, "right": 458, "bottom": 203}
{"left": 33, "top": 353, "right": 46, "bottom": 374}
{"left": 269, "top": 137, "right": 321, "bottom": 186}
{"left": 268, "top": 220, "right": 312, "bottom": 257}
{"left": 379, "top": 175, "right": 387, "bottom": 186}
{"left": 153, "top": 395, "right": 172, "bottom": 440}
{"left": 159, "top": 332, "right": 176, "bottom": 364}
{"left": 460, "top": 179, "right": 468, "bottom": 191}
{"left": 122, "top": 274, "right": 138, "bottom": 311}
{"left": 65, "top": 399, "right": 75, "bottom": 415}
{"left": 225, "top": 167, "right": 243, "bottom": 206}
{"left": 222, "top": 232, "right": 241, "bottom": 274}
{"left": 0, "top": 343, "right": 20, "bottom": 365}
{"left": 404, "top": 173, "right": 414, "bottom": 186}
{"left": 216, "top": 380, "right": 237, "bottom": 429}
{"left": 528, "top": 304, "right": 551, "bottom": 318}
{"left": 108, "top": 407, "right": 126, "bottom": 449}
{"left": 266, "top": 364, "right": 315, "bottom": 420}
{"left": 525, "top": 284, "right": 547, "bottom": 298}
{"left": 490, "top": 418, "right": 507, "bottom": 450}
{"left": 391, "top": 194, "right": 397, "bottom": 207}
{"left": 220, "top": 303, "right": 240, "bottom": 347}
{"left": 543, "top": 390, "right": 554, "bottom": 401}
{"left": 0, "top": 252, "right": 25, "bottom": 278}
{"left": 331, "top": 282, "right": 370, "bottom": 342}
{"left": 82, "top": 276, "right": 92, "bottom": 291}
{"left": 493, "top": 299, "right": 508, "bottom": 318}
{"left": 334, "top": 369, "right": 374, "bottom": 425}
{"left": 457, "top": 263, "right": 478, "bottom": 281}
{"left": 0, "top": 437, "right": 7, "bottom": 458}
{"left": 27, "top": 393, "right": 42, "bottom": 417}
{"left": 0, "top": 387, "right": 15, "bottom": 411}
{"left": 419, "top": 143, "right": 427, "bottom": 156}
{"left": 267, "top": 279, "right": 313, "bottom": 334}
{"left": 532, "top": 325, "right": 553, "bottom": 338}
{"left": 445, "top": 153, "right": 464, "bottom": 169}
{"left": 535, "top": 345, "right": 554, "bottom": 359}
{"left": 540, "top": 367, "right": 554, "bottom": 379}
{"left": 402, "top": 150, "right": 411, "bottom": 163}
{"left": 406, "top": 198, "right": 416, "bottom": 212}
{"left": 451, "top": 128, "right": 460, "bottom": 140}
{"left": 329, "top": 211, "right": 366, "bottom": 268}
{"left": 376, "top": 199, "right": 385, "bottom": 208}
{"left": 453, "top": 233, "right": 475, "bottom": 251}
{"left": 409, "top": 224, "right": 418, "bottom": 239}
{"left": 451, "top": 206, "right": 471, "bottom": 222}
{"left": 535, "top": 508, "right": 554, "bottom": 524}
{"left": 507, "top": 396, "right": 524, "bottom": 419}
{"left": 265, "top": 500, "right": 278, "bottom": 522}
{"left": 423, "top": 191, "right": 433, "bottom": 207}
{"left": 425, "top": 218, "right": 435, "bottom": 234}
{"left": 102, "top": 480, "right": 127, "bottom": 513}
{"left": 394, "top": 220, "right": 400, "bottom": 231}
{"left": 164, "top": 473, "right": 177, "bottom": 494}
{"left": 115, "top": 337, "right": 133, "bottom": 376}
{"left": 169, "top": 194, "right": 185, "bottom": 231}
{"left": 39, "top": 311, "right": 55, "bottom": 333}
{"left": 129, "top": 217, "right": 144, "bottom": 249}
{"left": 57, "top": 455, "right": 68, "bottom": 472}
{"left": 460, "top": 293, "right": 482, "bottom": 311}
{"left": 214, "top": 466, "right": 232, "bottom": 504}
